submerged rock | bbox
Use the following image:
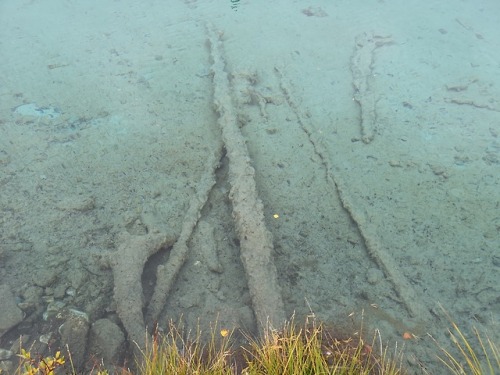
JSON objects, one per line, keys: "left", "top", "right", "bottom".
{"left": 88, "top": 318, "right": 125, "bottom": 367}
{"left": 0, "top": 285, "right": 23, "bottom": 338}
{"left": 59, "top": 309, "right": 90, "bottom": 371}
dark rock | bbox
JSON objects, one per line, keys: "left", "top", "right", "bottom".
{"left": 88, "top": 318, "right": 125, "bottom": 367}
{"left": 59, "top": 310, "right": 90, "bottom": 371}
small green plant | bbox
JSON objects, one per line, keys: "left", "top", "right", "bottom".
{"left": 13, "top": 345, "right": 109, "bottom": 375}
{"left": 17, "top": 348, "right": 65, "bottom": 375}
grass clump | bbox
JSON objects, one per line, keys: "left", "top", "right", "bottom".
{"left": 241, "top": 316, "right": 404, "bottom": 375}
{"left": 8, "top": 314, "right": 500, "bottom": 374}
{"left": 132, "top": 321, "right": 233, "bottom": 375}
{"left": 8, "top": 316, "right": 406, "bottom": 374}
{"left": 126, "top": 315, "right": 405, "bottom": 375}
{"left": 432, "top": 321, "right": 500, "bottom": 375}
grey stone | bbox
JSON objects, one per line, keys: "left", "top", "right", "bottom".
{"left": 59, "top": 311, "right": 90, "bottom": 371}
{"left": 0, "top": 285, "right": 23, "bottom": 338}
{"left": 366, "top": 268, "right": 384, "bottom": 285}
{"left": 32, "top": 268, "right": 57, "bottom": 287}
{"left": 53, "top": 284, "right": 67, "bottom": 299}
{"left": 10, "top": 335, "right": 30, "bottom": 353}
{"left": 0, "top": 348, "right": 13, "bottom": 360}
{"left": 88, "top": 319, "right": 125, "bottom": 366}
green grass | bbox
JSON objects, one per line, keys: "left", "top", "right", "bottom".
{"left": 126, "top": 315, "right": 405, "bottom": 375}
{"left": 240, "top": 316, "right": 404, "bottom": 374}
{"left": 133, "top": 321, "right": 233, "bottom": 375}
{"left": 10, "top": 315, "right": 499, "bottom": 375}
{"left": 431, "top": 321, "right": 500, "bottom": 375}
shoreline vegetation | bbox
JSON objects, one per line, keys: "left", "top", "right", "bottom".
{"left": 8, "top": 315, "right": 499, "bottom": 375}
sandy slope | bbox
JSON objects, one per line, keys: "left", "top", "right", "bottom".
{"left": 0, "top": 0, "right": 499, "bottom": 372}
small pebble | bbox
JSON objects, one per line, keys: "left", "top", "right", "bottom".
{"left": 366, "top": 268, "right": 384, "bottom": 285}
